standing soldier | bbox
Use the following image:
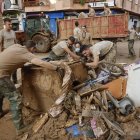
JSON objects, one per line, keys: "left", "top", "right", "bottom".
{"left": 0, "top": 18, "right": 16, "bottom": 52}
{"left": 78, "top": 25, "right": 92, "bottom": 46}
{"left": 128, "top": 27, "right": 137, "bottom": 57}
{"left": 73, "top": 21, "right": 81, "bottom": 41}
{"left": 0, "top": 18, "right": 17, "bottom": 83}
{"left": 0, "top": 40, "right": 60, "bottom": 135}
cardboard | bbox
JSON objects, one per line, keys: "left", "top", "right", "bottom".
{"left": 105, "top": 77, "right": 127, "bottom": 99}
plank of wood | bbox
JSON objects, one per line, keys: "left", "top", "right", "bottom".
{"left": 32, "top": 113, "right": 49, "bottom": 133}
{"left": 80, "top": 86, "right": 107, "bottom": 97}
{"left": 102, "top": 90, "right": 108, "bottom": 111}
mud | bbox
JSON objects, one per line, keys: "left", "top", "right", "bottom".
{"left": 0, "top": 40, "right": 140, "bottom": 140}
{"left": 30, "top": 112, "right": 68, "bottom": 140}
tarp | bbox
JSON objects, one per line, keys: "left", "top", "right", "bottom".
{"left": 126, "top": 64, "right": 140, "bottom": 107}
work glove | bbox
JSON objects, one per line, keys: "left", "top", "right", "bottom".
{"left": 56, "top": 66, "right": 65, "bottom": 78}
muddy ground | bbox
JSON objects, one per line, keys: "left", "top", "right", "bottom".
{"left": 0, "top": 40, "right": 140, "bottom": 140}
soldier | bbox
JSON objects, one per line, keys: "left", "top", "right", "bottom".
{"left": 0, "top": 18, "right": 17, "bottom": 83}
{"left": 80, "top": 41, "right": 116, "bottom": 68}
{"left": 0, "top": 40, "right": 60, "bottom": 135}
{"left": 128, "top": 27, "right": 137, "bottom": 58}
{"left": 87, "top": 4, "right": 96, "bottom": 17}
{"left": 46, "top": 36, "right": 80, "bottom": 61}
{"left": 102, "top": 3, "right": 112, "bottom": 16}
{"left": 73, "top": 21, "right": 81, "bottom": 40}
{"left": 73, "top": 41, "right": 82, "bottom": 55}
{"left": 0, "top": 18, "right": 16, "bottom": 52}
{"left": 78, "top": 25, "right": 92, "bottom": 46}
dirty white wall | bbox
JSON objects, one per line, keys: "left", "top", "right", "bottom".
{"left": 128, "top": 17, "right": 140, "bottom": 31}
{"left": 17, "top": 0, "right": 23, "bottom": 9}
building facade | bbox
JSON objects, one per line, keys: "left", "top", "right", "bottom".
{"left": 24, "top": 0, "right": 140, "bottom": 15}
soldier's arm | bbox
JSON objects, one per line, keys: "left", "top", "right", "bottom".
{"left": 31, "top": 58, "right": 58, "bottom": 70}
{"left": 63, "top": 46, "right": 80, "bottom": 60}
{"left": 85, "top": 55, "right": 99, "bottom": 68}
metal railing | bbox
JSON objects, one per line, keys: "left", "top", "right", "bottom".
{"left": 73, "top": 0, "right": 105, "bottom": 3}
{"left": 24, "top": 0, "right": 50, "bottom": 7}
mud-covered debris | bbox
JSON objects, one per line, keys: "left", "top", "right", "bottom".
{"left": 116, "top": 110, "right": 136, "bottom": 123}
{"left": 20, "top": 133, "right": 29, "bottom": 140}
{"left": 32, "top": 112, "right": 49, "bottom": 133}
{"left": 102, "top": 90, "right": 109, "bottom": 111}
{"left": 82, "top": 107, "right": 93, "bottom": 117}
{"left": 74, "top": 94, "right": 81, "bottom": 111}
{"left": 19, "top": 61, "right": 140, "bottom": 140}
{"left": 55, "top": 93, "right": 67, "bottom": 105}
{"left": 90, "top": 118, "right": 104, "bottom": 138}
{"left": 48, "top": 105, "right": 63, "bottom": 117}
{"left": 101, "top": 113, "right": 125, "bottom": 136}
{"left": 106, "top": 91, "right": 134, "bottom": 115}
{"left": 65, "top": 119, "right": 78, "bottom": 127}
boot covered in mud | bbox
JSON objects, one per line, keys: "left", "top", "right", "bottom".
{"left": 16, "top": 123, "right": 33, "bottom": 136}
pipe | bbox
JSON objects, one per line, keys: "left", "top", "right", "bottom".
{"left": 106, "top": 91, "right": 120, "bottom": 108}
{"left": 114, "top": 0, "right": 116, "bottom": 6}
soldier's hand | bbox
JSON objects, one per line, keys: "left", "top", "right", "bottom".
{"left": 56, "top": 66, "right": 64, "bottom": 77}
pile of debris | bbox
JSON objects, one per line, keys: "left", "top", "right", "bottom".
{"left": 19, "top": 61, "right": 140, "bottom": 140}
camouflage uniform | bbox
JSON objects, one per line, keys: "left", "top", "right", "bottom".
{"left": 0, "top": 76, "right": 23, "bottom": 130}
{"left": 45, "top": 41, "right": 69, "bottom": 61}
{"left": 128, "top": 29, "right": 136, "bottom": 56}
{"left": 90, "top": 41, "right": 116, "bottom": 63}
{"left": 102, "top": 44, "right": 116, "bottom": 63}
{"left": 78, "top": 32, "right": 92, "bottom": 45}
{"left": 46, "top": 50, "right": 67, "bottom": 61}
{"left": 0, "top": 44, "right": 36, "bottom": 131}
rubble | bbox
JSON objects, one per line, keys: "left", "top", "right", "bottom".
{"left": 18, "top": 61, "right": 140, "bottom": 140}
{"left": 32, "top": 113, "right": 49, "bottom": 133}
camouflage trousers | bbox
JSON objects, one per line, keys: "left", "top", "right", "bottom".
{"left": 128, "top": 39, "right": 135, "bottom": 56}
{"left": 44, "top": 50, "right": 66, "bottom": 61}
{"left": 100, "top": 44, "right": 117, "bottom": 63}
{"left": 0, "top": 76, "right": 23, "bottom": 130}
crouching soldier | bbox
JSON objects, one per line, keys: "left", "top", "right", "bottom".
{"left": 46, "top": 36, "right": 80, "bottom": 61}
{"left": 0, "top": 40, "right": 60, "bottom": 135}
{"left": 80, "top": 41, "right": 116, "bottom": 68}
